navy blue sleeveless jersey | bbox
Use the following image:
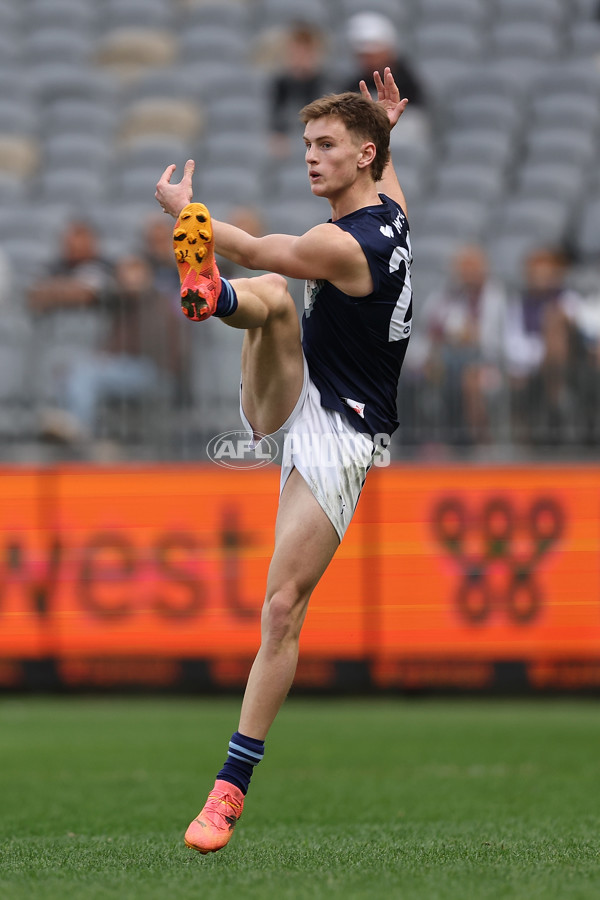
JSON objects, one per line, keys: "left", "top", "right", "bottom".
{"left": 301, "top": 193, "right": 412, "bottom": 438}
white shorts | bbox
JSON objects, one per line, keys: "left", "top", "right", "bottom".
{"left": 240, "top": 358, "right": 375, "bottom": 542}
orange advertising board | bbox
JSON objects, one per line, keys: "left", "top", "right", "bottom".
{"left": 0, "top": 464, "right": 599, "bottom": 691}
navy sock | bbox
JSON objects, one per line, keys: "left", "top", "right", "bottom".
{"left": 214, "top": 277, "right": 238, "bottom": 318}
{"left": 217, "top": 731, "right": 265, "bottom": 795}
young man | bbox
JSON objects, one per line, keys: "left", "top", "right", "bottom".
{"left": 155, "top": 68, "right": 412, "bottom": 854}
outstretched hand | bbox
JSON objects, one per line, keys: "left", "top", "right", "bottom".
{"left": 359, "top": 67, "right": 408, "bottom": 129}
{"left": 155, "top": 158, "right": 195, "bottom": 218}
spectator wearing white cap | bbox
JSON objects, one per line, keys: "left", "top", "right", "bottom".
{"left": 340, "top": 12, "right": 428, "bottom": 148}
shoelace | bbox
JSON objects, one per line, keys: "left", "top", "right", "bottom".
{"left": 199, "top": 790, "right": 243, "bottom": 830}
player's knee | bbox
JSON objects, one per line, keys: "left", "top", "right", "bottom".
{"left": 263, "top": 585, "right": 306, "bottom": 646}
{"left": 255, "top": 273, "right": 294, "bottom": 319}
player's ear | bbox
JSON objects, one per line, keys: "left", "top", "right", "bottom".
{"left": 357, "top": 141, "right": 376, "bottom": 170}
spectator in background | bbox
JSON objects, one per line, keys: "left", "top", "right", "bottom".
{"left": 417, "top": 244, "right": 508, "bottom": 445}
{"left": 505, "top": 247, "right": 581, "bottom": 445}
{"left": 141, "top": 213, "right": 182, "bottom": 304}
{"left": 341, "top": 13, "right": 428, "bottom": 148}
{"left": 27, "top": 219, "right": 114, "bottom": 443}
{"left": 565, "top": 253, "right": 600, "bottom": 446}
{"left": 28, "top": 218, "right": 112, "bottom": 314}
{"left": 140, "top": 213, "right": 192, "bottom": 405}
{"left": 45, "top": 252, "right": 182, "bottom": 448}
{"left": 268, "top": 21, "right": 330, "bottom": 160}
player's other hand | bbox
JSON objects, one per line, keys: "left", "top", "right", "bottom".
{"left": 155, "top": 159, "right": 195, "bottom": 218}
{"left": 359, "top": 67, "right": 408, "bottom": 130}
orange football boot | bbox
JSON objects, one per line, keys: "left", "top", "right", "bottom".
{"left": 184, "top": 779, "right": 244, "bottom": 854}
{"left": 173, "top": 202, "right": 221, "bottom": 321}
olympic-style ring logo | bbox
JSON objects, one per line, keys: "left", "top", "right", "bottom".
{"left": 432, "top": 496, "right": 564, "bottom": 624}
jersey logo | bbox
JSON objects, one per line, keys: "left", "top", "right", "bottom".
{"left": 392, "top": 211, "right": 405, "bottom": 235}
{"left": 341, "top": 397, "right": 365, "bottom": 418}
{"left": 304, "top": 279, "right": 323, "bottom": 317}
{"left": 380, "top": 224, "right": 395, "bottom": 239}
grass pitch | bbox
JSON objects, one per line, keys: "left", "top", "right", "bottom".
{"left": 0, "top": 696, "right": 599, "bottom": 900}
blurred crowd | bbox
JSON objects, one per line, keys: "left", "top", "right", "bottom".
{"left": 2, "top": 3, "right": 600, "bottom": 463}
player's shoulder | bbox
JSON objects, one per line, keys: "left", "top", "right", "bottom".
{"left": 301, "top": 221, "right": 359, "bottom": 256}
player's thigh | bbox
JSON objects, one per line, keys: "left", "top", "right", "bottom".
{"left": 236, "top": 274, "right": 305, "bottom": 435}
{"left": 266, "top": 467, "right": 339, "bottom": 607}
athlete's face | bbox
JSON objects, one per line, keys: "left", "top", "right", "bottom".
{"left": 303, "top": 116, "right": 368, "bottom": 198}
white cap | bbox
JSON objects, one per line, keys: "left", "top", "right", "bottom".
{"left": 346, "top": 12, "right": 397, "bottom": 52}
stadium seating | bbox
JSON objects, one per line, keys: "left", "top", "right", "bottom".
{"left": 1, "top": 0, "right": 600, "bottom": 458}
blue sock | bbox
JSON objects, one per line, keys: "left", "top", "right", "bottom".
{"left": 214, "top": 277, "right": 238, "bottom": 318}
{"left": 217, "top": 731, "right": 265, "bottom": 795}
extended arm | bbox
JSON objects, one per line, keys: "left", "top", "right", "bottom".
{"left": 359, "top": 67, "right": 409, "bottom": 215}
{"left": 155, "top": 165, "right": 371, "bottom": 292}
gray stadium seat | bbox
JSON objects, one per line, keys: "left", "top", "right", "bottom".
{"left": 406, "top": 232, "right": 463, "bottom": 277}
{"left": 43, "top": 133, "right": 112, "bottom": 173}
{"left": 339, "top": 0, "right": 407, "bottom": 30}
{"left": 0, "top": 66, "right": 35, "bottom": 104}
{"left": 116, "top": 134, "right": 192, "bottom": 171}
{"left": 28, "top": 62, "right": 119, "bottom": 104}
{"left": 179, "top": 25, "right": 248, "bottom": 64}
{"left": 530, "top": 92, "right": 600, "bottom": 132}
{"left": 127, "top": 60, "right": 266, "bottom": 109}
{"left": 533, "top": 59, "right": 600, "bottom": 98}
{"left": 524, "top": 128, "right": 597, "bottom": 169}
{"left": 490, "top": 22, "right": 561, "bottom": 60}
{"left": 416, "top": 197, "right": 488, "bottom": 241}
{"left": 568, "top": 20, "right": 600, "bottom": 57}
{"left": 41, "top": 98, "right": 118, "bottom": 139}
{"left": 414, "top": 58, "right": 476, "bottom": 99}
{"left": 259, "top": 0, "right": 331, "bottom": 28}
{"left": 110, "top": 165, "right": 169, "bottom": 203}
{"left": 94, "top": 27, "right": 178, "bottom": 82}
{"left": 203, "top": 131, "right": 264, "bottom": 171}
{"left": 180, "top": 1, "right": 252, "bottom": 32}
{"left": 0, "top": 237, "right": 56, "bottom": 289}
{"left": 24, "top": 28, "right": 94, "bottom": 65}
{"left": 413, "top": 23, "right": 482, "bottom": 63}
{"left": 197, "top": 165, "right": 262, "bottom": 208}
{"left": 574, "top": 196, "right": 600, "bottom": 260}
{"left": 443, "top": 127, "right": 515, "bottom": 169}
{"left": 0, "top": 31, "right": 20, "bottom": 64}
{"left": 517, "top": 163, "right": 586, "bottom": 206}
{"left": 88, "top": 202, "right": 162, "bottom": 254}
{"left": 27, "top": 0, "right": 97, "bottom": 31}
{"left": 39, "top": 167, "right": 107, "bottom": 205}
{"left": 263, "top": 199, "right": 325, "bottom": 237}
{"left": 100, "top": 0, "right": 174, "bottom": 31}
{"left": 0, "top": 205, "right": 69, "bottom": 248}
{"left": 0, "top": 314, "right": 36, "bottom": 438}
{"left": 0, "top": 0, "right": 20, "bottom": 32}
{"left": 0, "top": 100, "right": 38, "bottom": 136}
{"left": 485, "top": 233, "right": 541, "bottom": 287}
{"left": 571, "top": 0, "right": 600, "bottom": 17}
{"left": 271, "top": 162, "right": 314, "bottom": 201}
{"left": 0, "top": 172, "right": 28, "bottom": 204}
{"left": 417, "top": 0, "right": 488, "bottom": 27}
{"left": 492, "top": 0, "right": 565, "bottom": 27}
{"left": 434, "top": 164, "right": 504, "bottom": 203}
{"left": 447, "top": 93, "right": 522, "bottom": 134}
{"left": 206, "top": 95, "right": 267, "bottom": 136}
{"left": 451, "top": 62, "right": 531, "bottom": 101}
{"left": 491, "top": 197, "right": 570, "bottom": 245}
{"left": 118, "top": 96, "right": 203, "bottom": 143}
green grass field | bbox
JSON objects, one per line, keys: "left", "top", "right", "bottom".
{"left": 0, "top": 696, "right": 599, "bottom": 900}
